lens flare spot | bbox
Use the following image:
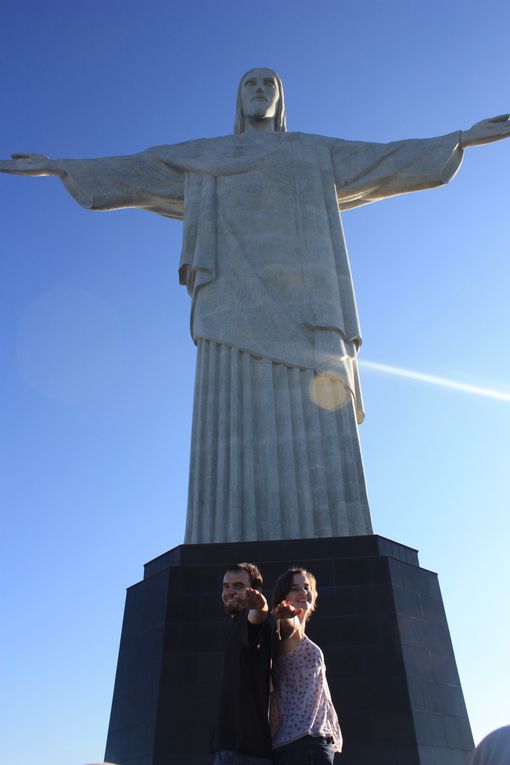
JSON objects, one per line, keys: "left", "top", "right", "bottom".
{"left": 16, "top": 286, "right": 124, "bottom": 405}
{"left": 309, "top": 371, "right": 350, "bottom": 411}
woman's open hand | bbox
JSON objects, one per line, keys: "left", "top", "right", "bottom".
{"left": 273, "top": 600, "right": 302, "bottom": 619}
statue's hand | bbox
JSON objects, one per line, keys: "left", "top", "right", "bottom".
{"left": 0, "top": 153, "right": 64, "bottom": 176}
{"left": 461, "top": 115, "right": 510, "bottom": 148}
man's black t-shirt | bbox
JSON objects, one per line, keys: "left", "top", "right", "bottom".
{"left": 212, "top": 610, "right": 272, "bottom": 758}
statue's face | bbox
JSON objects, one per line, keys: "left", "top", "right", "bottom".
{"left": 240, "top": 68, "right": 280, "bottom": 122}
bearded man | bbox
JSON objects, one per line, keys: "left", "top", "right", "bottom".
{"left": 213, "top": 562, "right": 271, "bottom": 765}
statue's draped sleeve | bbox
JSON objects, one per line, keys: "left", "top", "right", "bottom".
{"left": 59, "top": 147, "right": 185, "bottom": 219}
{"left": 332, "top": 131, "right": 463, "bottom": 210}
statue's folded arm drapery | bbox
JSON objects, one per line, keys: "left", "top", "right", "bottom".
{"left": 59, "top": 130, "right": 463, "bottom": 542}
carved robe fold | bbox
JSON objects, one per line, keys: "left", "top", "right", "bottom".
{"left": 60, "top": 130, "right": 462, "bottom": 541}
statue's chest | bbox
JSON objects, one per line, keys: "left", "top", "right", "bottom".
{"left": 216, "top": 143, "right": 332, "bottom": 227}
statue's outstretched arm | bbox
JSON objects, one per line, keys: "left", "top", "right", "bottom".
{"left": 460, "top": 114, "right": 510, "bottom": 148}
{"left": 0, "top": 153, "right": 66, "bottom": 177}
{"left": 1, "top": 149, "right": 185, "bottom": 217}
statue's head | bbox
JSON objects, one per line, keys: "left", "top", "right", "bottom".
{"left": 234, "top": 67, "right": 287, "bottom": 134}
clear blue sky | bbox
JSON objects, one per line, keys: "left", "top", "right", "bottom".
{"left": 1, "top": 2, "right": 509, "bottom": 763}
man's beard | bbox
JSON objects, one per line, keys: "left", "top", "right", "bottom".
{"left": 223, "top": 599, "right": 242, "bottom": 616}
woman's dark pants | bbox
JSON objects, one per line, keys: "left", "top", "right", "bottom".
{"left": 272, "top": 735, "right": 335, "bottom": 765}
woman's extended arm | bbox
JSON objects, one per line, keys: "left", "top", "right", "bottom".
{"left": 273, "top": 601, "right": 302, "bottom": 641}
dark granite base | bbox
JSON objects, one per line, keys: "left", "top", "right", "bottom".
{"left": 105, "top": 535, "right": 474, "bottom": 765}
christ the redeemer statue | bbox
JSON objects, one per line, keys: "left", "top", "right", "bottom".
{"left": 2, "top": 68, "right": 509, "bottom": 543}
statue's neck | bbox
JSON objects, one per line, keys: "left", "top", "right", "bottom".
{"left": 243, "top": 116, "right": 276, "bottom": 134}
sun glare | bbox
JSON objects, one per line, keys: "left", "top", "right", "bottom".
{"left": 359, "top": 360, "right": 510, "bottom": 402}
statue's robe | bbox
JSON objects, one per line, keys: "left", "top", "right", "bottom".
{"left": 60, "top": 130, "right": 462, "bottom": 542}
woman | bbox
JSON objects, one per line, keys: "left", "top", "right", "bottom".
{"left": 270, "top": 567, "right": 342, "bottom": 764}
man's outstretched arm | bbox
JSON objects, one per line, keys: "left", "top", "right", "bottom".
{"left": 241, "top": 588, "right": 269, "bottom": 625}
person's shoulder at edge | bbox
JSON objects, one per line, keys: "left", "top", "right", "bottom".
{"left": 468, "top": 726, "right": 510, "bottom": 765}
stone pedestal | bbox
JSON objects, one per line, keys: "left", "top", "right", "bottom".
{"left": 105, "top": 536, "right": 474, "bottom": 765}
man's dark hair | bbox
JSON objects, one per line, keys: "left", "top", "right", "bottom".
{"left": 225, "top": 562, "right": 264, "bottom": 590}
